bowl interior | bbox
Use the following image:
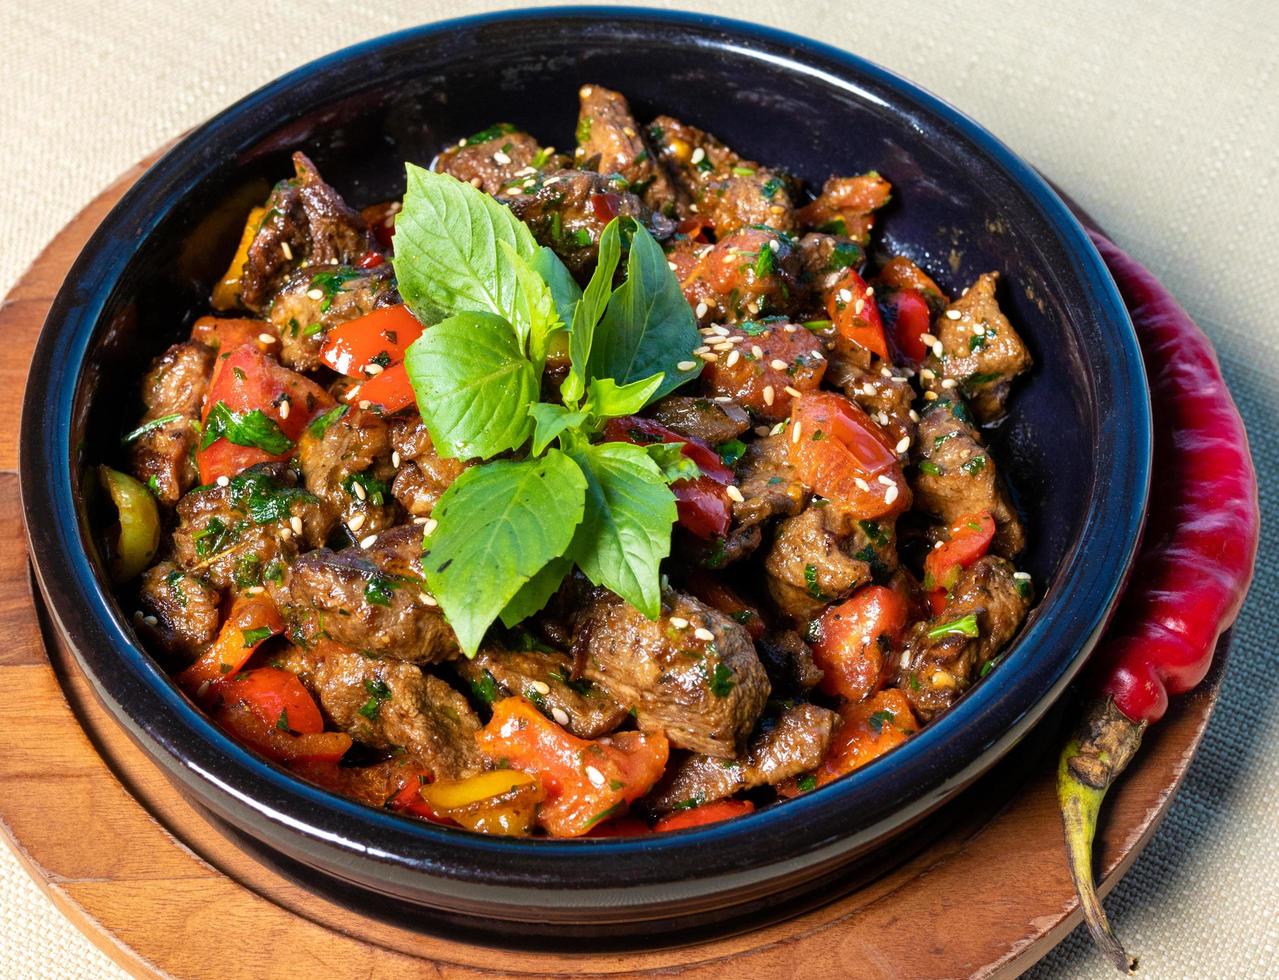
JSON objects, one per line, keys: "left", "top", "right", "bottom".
{"left": 22, "top": 8, "right": 1148, "bottom": 925}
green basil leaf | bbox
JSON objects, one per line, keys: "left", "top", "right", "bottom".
{"left": 404, "top": 311, "right": 538, "bottom": 459}
{"left": 498, "top": 239, "right": 560, "bottom": 365}
{"left": 392, "top": 164, "right": 538, "bottom": 326}
{"left": 499, "top": 555, "right": 572, "bottom": 629}
{"left": 562, "top": 220, "right": 623, "bottom": 407}
{"left": 582, "top": 373, "right": 665, "bottom": 420}
{"left": 590, "top": 221, "right": 701, "bottom": 402}
{"left": 644, "top": 442, "right": 701, "bottom": 484}
{"left": 423, "top": 451, "right": 587, "bottom": 655}
{"left": 528, "top": 403, "right": 588, "bottom": 456}
{"left": 568, "top": 441, "right": 677, "bottom": 619}
{"left": 530, "top": 245, "right": 582, "bottom": 329}
{"left": 200, "top": 402, "right": 293, "bottom": 455}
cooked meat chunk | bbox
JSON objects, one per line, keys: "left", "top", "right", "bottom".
{"left": 898, "top": 556, "right": 1030, "bottom": 721}
{"left": 281, "top": 642, "right": 482, "bottom": 779}
{"left": 795, "top": 233, "right": 867, "bottom": 311}
{"left": 699, "top": 321, "right": 826, "bottom": 422}
{"left": 648, "top": 115, "right": 794, "bottom": 235}
{"left": 732, "top": 433, "right": 808, "bottom": 529}
{"left": 238, "top": 152, "right": 372, "bottom": 313}
{"left": 436, "top": 124, "right": 558, "bottom": 196}
{"left": 830, "top": 365, "right": 917, "bottom": 452}
{"left": 576, "top": 589, "right": 771, "bottom": 756}
{"left": 755, "top": 629, "right": 825, "bottom": 696}
{"left": 455, "top": 647, "right": 628, "bottom": 739}
{"left": 386, "top": 414, "right": 469, "bottom": 517}
{"left": 677, "top": 227, "right": 802, "bottom": 325}
{"left": 171, "top": 463, "right": 328, "bottom": 591}
{"left": 297, "top": 405, "right": 399, "bottom": 538}
{"left": 574, "top": 84, "right": 680, "bottom": 215}
{"left": 795, "top": 173, "right": 892, "bottom": 247}
{"left": 647, "top": 395, "right": 750, "bottom": 447}
{"left": 911, "top": 395, "right": 1024, "bottom": 555}
{"left": 137, "top": 560, "right": 222, "bottom": 660}
{"left": 929, "top": 272, "right": 1031, "bottom": 422}
{"left": 645, "top": 703, "right": 838, "bottom": 812}
{"left": 267, "top": 264, "right": 398, "bottom": 372}
{"left": 504, "top": 169, "right": 676, "bottom": 276}
{"left": 269, "top": 525, "right": 459, "bottom": 663}
{"left": 126, "top": 341, "right": 214, "bottom": 505}
{"left": 764, "top": 504, "right": 887, "bottom": 622}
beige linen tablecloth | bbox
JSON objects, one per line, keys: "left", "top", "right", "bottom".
{"left": 2, "top": 1, "right": 1275, "bottom": 976}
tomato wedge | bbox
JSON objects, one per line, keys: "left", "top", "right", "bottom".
{"left": 812, "top": 584, "right": 910, "bottom": 701}
{"left": 177, "top": 594, "right": 284, "bottom": 692}
{"left": 320, "top": 305, "right": 424, "bottom": 377}
{"left": 827, "top": 268, "right": 888, "bottom": 360}
{"left": 923, "top": 511, "right": 996, "bottom": 609}
{"left": 223, "top": 667, "right": 325, "bottom": 734}
{"left": 881, "top": 287, "right": 933, "bottom": 364}
{"left": 191, "top": 315, "right": 279, "bottom": 357}
{"left": 653, "top": 799, "right": 756, "bottom": 832}
{"left": 815, "top": 689, "right": 919, "bottom": 786}
{"left": 787, "top": 392, "right": 908, "bottom": 518}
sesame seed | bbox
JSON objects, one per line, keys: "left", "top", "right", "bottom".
{"left": 865, "top": 286, "right": 875, "bottom": 297}
{"left": 669, "top": 616, "right": 689, "bottom": 629}
{"left": 531, "top": 680, "right": 551, "bottom": 695}
{"left": 1013, "top": 571, "right": 1032, "bottom": 581}
{"left": 695, "top": 345, "right": 712, "bottom": 356}
{"left": 941, "top": 378, "right": 958, "bottom": 389}
{"left": 924, "top": 391, "right": 939, "bottom": 401}
{"left": 133, "top": 610, "right": 143, "bottom": 622}
{"left": 920, "top": 333, "right": 938, "bottom": 347}
{"left": 700, "top": 351, "right": 719, "bottom": 362}
{"left": 769, "top": 204, "right": 786, "bottom": 214}
{"left": 216, "top": 475, "right": 230, "bottom": 487}
{"left": 877, "top": 474, "right": 895, "bottom": 487}
{"left": 712, "top": 325, "right": 731, "bottom": 336}
{"left": 358, "top": 400, "right": 371, "bottom": 410}
{"left": 580, "top": 85, "right": 593, "bottom": 96}
{"left": 726, "top": 485, "right": 745, "bottom": 503}
{"left": 783, "top": 324, "right": 797, "bottom": 333}
{"left": 689, "top": 203, "right": 699, "bottom": 213}
{"left": 278, "top": 399, "right": 290, "bottom": 419}
{"left": 973, "top": 324, "right": 986, "bottom": 336}
{"left": 422, "top": 593, "right": 438, "bottom": 607}
{"left": 784, "top": 385, "right": 802, "bottom": 398}
{"left": 770, "top": 358, "right": 788, "bottom": 371}
{"left": 423, "top": 518, "right": 438, "bottom": 535}
{"left": 142, "top": 614, "right": 158, "bottom": 626}
{"left": 877, "top": 412, "right": 889, "bottom": 426}
{"left": 700, "top": 326, "right": 717, "bottom": 336}
{"left": 391, "top": 451, "right": 401, "bottom": 468}
{"left": 946, "top": 309, "right": 961, "bottom": 320}
{"left": 258, "top": 332, "right": 275, "bottom": 345}
{"left": 506, "top": 186, "right": 523, "bottom": 196}
{"left": 769, "top": 239, "right": 780, "bottom": 252}
{"left": 352, "top": 480, "right": 366, "bottom": 501}
{"left": 280, "top": 241, "right": 293, "bottom": 260}
{"left": 677, "top": 360, "right": 696, "bottom": 371}
{"left": 881, "top": 367, "right": 893, "bottom": 378}
{"left": 694, "top": 627, "right": 715, "bottom": 642}
{"left": 810, "top": 350, "right": 825, "bottom": 361}
{"left": 623, "top": 125, "right": 636, "bottom": 137}
{"left": 245, "top": 586, "right": 264, "bottom": 595}
{"left": 909, "top": 409, "right": 921, "bottom": 422}
{"left": 751, "top": 344, "right": 764, "bottom": 359}
{"left": 884, "top": 484, "right": 899, "bottom": 505}
{"left": 585, "top": 765, "right": 606, "bottom": 788}
{"left": 492, "top": 150, "right": 511, "bottom": 165}
{"left": 669, "top": 261, "right": 679, "bottom": 272}
{"left": 714, "top": 396, "right": 733, "bottom": 403}
{"left": 921, "top": 368, "right": 936, "bottom": 381}
{"left": 863, "top": 383, "right": 877, "bottom": 396}
{"left": 854, "top": 298, "right": 865, "bottom": 315}
{"left": 837, "top": 288, "right": 853, "bottom": 303}
{"left": 763, "top": 385, "right": 775, "bottom": 406}
{"left": 854, "top": 477, "right": 870, "bottom": 492}
{"left": 278, "top": 527, "right": 292, "bottom": 540}
{"left": 306, "top": 288, "right": 324, "bottom": 301}
{"left": 412, "top": 516, "right": 428, "bottom": 525}
{"left": 892, "top": 376, "right": 908, "bottom": 383}
{"left": 348, "top": 512, "right": 366, "bottom": 532}
{"left": 345, "top": 387, "right": 361, "bottom": 402}
{"left": 359, "top": 534, "right": 378, "bottom": 549}
{"left": 932, "top": 341, "right": 944, "bottom": 357}
{"left": 896, "top": 436, "right": 910, "bottom": 453}
{"left": 900, "top": 651, "right": 911, "bottom": 669}
{"left": 514, "top": 165, "right": 537, "bottom": 177}
{"left": 551, "top": 707, "right": 570, "bottom": 726}
{"left": 691, "top": 147, "right": 706, "bottom": 165}
{"left": 695, "top": 301, "right": 708, "bottom": 318}
{"left": 469, "top": 176, "right": 483, "bottom": 188}
{"left": 791, "top": 422, "right": 803, "bottom": 444}
{"left": 289, "top": 515, "right": 304, "bottom": 535}
{"left": 721, "top": 349, "right": 738, "bottom": 368}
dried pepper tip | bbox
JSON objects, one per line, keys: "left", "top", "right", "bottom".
{"left": 1057, "top": 698, "right": 1146, "bottom": 975}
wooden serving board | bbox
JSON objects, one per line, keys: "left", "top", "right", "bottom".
{"left": 0, "top": 156, "right": 1226, "bottom": 979}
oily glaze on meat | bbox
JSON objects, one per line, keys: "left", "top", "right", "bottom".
{"left": 118, "top": 86, "right": 1037, "bottom": 838}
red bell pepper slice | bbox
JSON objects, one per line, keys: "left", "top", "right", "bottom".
{"left": 319, "top": 305, "right": 424, "bottom": 377}
{"left": 177, "top": 594, "right": 284, "bottom": 692}
{"left": 811, "top": 584, "right": 910, "bottom": 701}
{"left": 923, "top": 511, "right": 996, "bottom": 610}
{"left": 827, "top": 268, "right": 888, "bottom": 360}
{"left": 788, "top": 392, "right": 907, "bottom": 518}
{"left": 214, "top": 702, "right": 352, "bottom": 766}
{"left": 347, "top": 361, "right": 416, "bottom": 413}
{"left": 653, "top": 799, "right": 755, "bottom": 832}
{"left": 224, "top": 667, "right": 325, "bottom": 735}
{"left": 881, "top": 287, "right": 933, "bottom": 364}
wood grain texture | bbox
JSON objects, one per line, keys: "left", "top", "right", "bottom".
{"left": 0, "top": 160, "right": 1224, "bottom": 979}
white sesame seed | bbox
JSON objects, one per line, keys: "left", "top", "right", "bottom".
{"left": 422, "top": 593, "right": 438, "bottom": 607}
{"left": 810, "top": 350, "right": 825, "bottom": 361}
{"left": 854, "top": 477, "right": 871, "bottom": 492}
{"left": 280, "top": 241, "right": 293, "bottom": 260}
{"left": 306, "top": 288, "right": 324, "bottom": 301}
{"left": 694, "top": 627, "right": 715, "bottom": 642}
{"left": 348, "top": 512, "right": 366, "bottom": 532}
{"left": 784, "top": 324, "right": 798, "bottom": 333}
{"left": 669, "top": 261, "right": 679, "bottom": 272}
{"left": 784, "top": 385, "right": 802, "bottom": 398}
{"left": 669, "top": 616, "right": 689, "bottom": 629}
{"left": 885, "top": 484, "right": 899, "bottom": 505}
{"left": 695, "top": 302, "right": 709, "bottom": 318}
{"left": 877, "top": 474, "right": 895, "bottom": 487}
{"left": 216, "top": 475, "right": 230, "bottom": 487}
{"left": 365, "top": 363, "right": 384, "bottom": 376}
{"left": 359, "top": 534, "right": 378, "bottom": 549}
{"left": 791, "top": 422, "right": 803, "bottom": 444}
{"left": 278, "top": 527, "right": 292, "bottom": 540}
{"left": 422, "top": 518, "right": 438, "bottom": 536}
{"left": 769, "top": 238, "right": 780, "bottom": 252}
{"left": 751, "top": 344, "right": 764, "bottom": 359}
{"left": 941, "top": 378, "right": 958, "bottom": 389}
{"left": 770, "top": 358, "right": 788, "bottom": 371}
{"left": 580, "top": 85, "right": 593, "bottom": 97}
{"left": 412, "top": 516, "right": 428, "bottom": 525}
{"left": 866, "top": 286, "right": 875, "bottom": 297}
{"left": 714, "top": 395, "right": 733, "bottom": 403}
{"left": 258, "top": 332, "right": 275, "bottom": 345}
{"left": 585, "top": 765, "right": 606, "bottom": 788}
{"left": 924, "top": 391, "right": 939, "bottom": 401}
{"left": 712, "top": 325, "right": 731, "bottom": 336}
{"left": 837, "top": 288, "right": 853, "bottom": 303}
{"left": 677, "top": 360, "right": 696, "bottom": 371}
{"left": 881, "top": 367, "right": 893, "bottom": 378}
{"left": 725, "top": 350, "right": 741, "bottom": 368}
{"left": 358, "top": 399, "right": 371, "bottom": 410}
{"left": 900, "top": 651, "right": 911, "bottom": 669}
{"left": 289, "top": 515, "right": 304, "bottom": 535}
{"left": 909, "top": 410, "right": 921, "bottom": 422}
{"left": 133, "top": 610, "right": 144, "bottom": 622}
{"left": 691, "top": 147, "right": 706, "bottom": 165}
{"left": 505, "top": 186, "right": 523, "bottom": 196}
{"left": 469, "top": 176, "right": 483, "bottom": 188}
{"left": 692, "top": 345, "right": 710, "bottom": 355}
{"left": 143, "top": 614, "right": 158, "bottom": 626}
{"left": 921, "top": 368, "right": 936, "bottom": 381}
{"left": 700, "top": 351, "right": 719, "bottom": 362}
{"left": 278, "top": 399, "right": 290, "bottom": 420}
{"left": 514, "top": 165, "right": 537, "bottom": 177}
{"left": 1013, "top": 571, "right": 1032, "bottom": 581}
{"left": 763, "top": 385, "right": 775, "bottom": 406}
{"left": 551, "top": 707, "right": 570, "bottom": 726}
{"left": 246, "top": 585, "right": 264, "bottom": 596}
{"left": 688, "top": 203, "right": 699, "bottom": 213}
{"left": 863, "top": 383, "right": 877, "bottom": 397}
{"left": 531, "top": 680, "right": 551, "bottom": 695}
{"left": 492, "top": 150, "right": 511, "bottom": 165}
{"left": 892, "top": 376, "right": 908, "bottom": 383}
{"left": 352, "top": 480, "right": 367, "bottom": 501}
{"left": 973, "top": 324, "right": 986, "bottom": 336}
{"left": 391, "top": 451, "right": 401, "bottom": 468}
{"left": 877, "top": 412, "right": 890, "bottom": 426}
{"left": 726, "top": 485, "right": 745, "bottom": 503}
{"left": 854, "top": 298, "right": 865, "bottom": 315}
{"left": 932, "top": 341, "right": 944, "bottom": 357}
{"left": 920, "top": 333, "right": 938, "bottom": 347}
{"left": 896, "top": 436, "right": 910, "bottom": 453}
{"left": 946, "top": 309, "right": 961, "bottom": 320}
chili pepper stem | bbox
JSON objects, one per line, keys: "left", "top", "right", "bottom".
{"left": 1057, "top": 698, "right": 1146, "bottom": 975}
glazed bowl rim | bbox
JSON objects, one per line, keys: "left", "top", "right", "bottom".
{"left": 19, "top": 5, "right": 1150, "bottom": 910}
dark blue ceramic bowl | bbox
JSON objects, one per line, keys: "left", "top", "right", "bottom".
{"left": 20, "top": 7, "right": 1149, "bottom": 941}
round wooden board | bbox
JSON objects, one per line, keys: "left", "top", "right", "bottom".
{"left": 0, "top": 155, "right": 1226, "bottom": 980}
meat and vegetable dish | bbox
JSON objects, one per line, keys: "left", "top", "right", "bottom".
{"left": 95, "top": 85, "right": 1035, "bottom": 838}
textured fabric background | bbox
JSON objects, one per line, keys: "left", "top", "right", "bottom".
{"left": 1, "top": 1, "right": 1275, "bottom": 977}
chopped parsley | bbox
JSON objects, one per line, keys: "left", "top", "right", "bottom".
{"left": 797, "top": 773, "right": 817, "bottom": 792}
{"left": 121, "top": 413, "right": 184, "bottom": 445}
{"left": 826, "top": 241, "right": 864, "bottom": 271}
{"left": 358, "top": 678, "right": 392, "bottom": 719}
{"left": 761, "top": 176, "right": 784, "bottom": 200}
{"left": 979, "top": 654, "right": 1004, "bottom": 679}
{"left": 194, "top": 516, "right": 232, "bottom": 557}
{"left": 200, "top": 402, "right": 293, "bottom": 455}
{"left": 926, "top": 613, "right": 980, "bottom": 639}
{"left": 227, "top": 467, "right": 318, "bottom": 525}
{"left": 804, "top": 563, "right": 825, "bottom": 600}
{"left": 165, "top": 570, "right": 187, "bottom": 608}
{"left": 364, "top": 575, "right": 395, "bottom": 607}
{"left": 308, "top": 268, "right": 364, "bottom": 313}
{"left": 708, "top": 661, "right": 735, "bottom": 698}
{"left": 671, "top": 794, "right": 706, "bottom": 812}
{"left": 469, "top": 670, "right": 500, "bottom": 704}
{"left": 867, "top": 709, "right": 895, "bottom": 734}
{"left": 307, "top": 404, "right": 349, "bottom": 438}
{"left": 716, "top": 438, "right": 747, "bottom": 466}
{"left": 343, "top": 471, "right": 388, "bottom": 507}
{"left": 234, "top": 554, "right": 262, "bottom": 589}
{"left": 275, "top": 708, "right": 291, "bottom": 732}
{"left": 241, "top": 626, "right": 272, "bottom": 648}
{"left": 961, "top": 455, "right": 987, "bottom": 476}
{"left": 918, "top": 460, "right": 942, "bottom": 477}
{"left": 859, "top": 519, "right": 889, "bottom": 547}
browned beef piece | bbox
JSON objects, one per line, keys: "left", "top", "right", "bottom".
{"left": 504, "top": 170, "right": 676, "bottom": 277}
{"left": 171, "top": 464, "right": 328, "bottom": 591}
{"left": 454, "top": 647, "right": 628, "bottom": 739}
{"left": 238, "top": 152, "right": 372, "bottom": 314}
{"left": 280, "top": 642, "right": 482, "bottom": 779}
{"left": 795, "top": 173, "right": 892, "bottom": 247}
{"left": 137, "top": 560, "right": 222, "bottom": 660}
{"left": 755, "top": 629, "right": 824, "bottom": 696}
{"left": 795, "top": 232, "right": 867, "bottom": 313}
{"left": 647, "top": 396, "right": 750, "bottom": 447}
{"left": 828, "top": 365, "right": 918, "bottom": 454}
{"left": 436, "top": 124, "right": 560, "bottom": 196}
{"left": 126, "top": 341, "right": 214, "bottom": 505}
{"left": 386, "top": 414, "right": 469, "bottom": 517}
{"left": 575, "top": 84, "right": 681, "bottom": 215}
{"left": 267, "top": 265, "right": 398, "bottom": 372}
{"left": 698, "top": 320, "right": 826, "bottom": 422}
{"left": 645, "top": 703, "right": 838, "bottom": 812}
{"left": 648, "top": 115, "right": 794, "bottom": 235}
{"left": 911, "top": 395, "right": 1024, "bottom": 556}
{"left": 297, "top": 405, "right": 399, "bottom": 539}
{"left": 764, "top": 505, "right": 875, "bottom": 622}
{"left": 677, "top": 227, "right": 803, "bottom": 325}
{"left": 269, "top": 525, "right": 459, "bottom": 664}
{"left": 928, "top": 272, "right": 1031, "bottom": 422}
{"left": 732, "top": 433, "right": 808, "bottom": 530}
{"left": 897, "top": 556, "right": 1030, "bottom": 721}
{"left": 576, "top": 589, "right": 770, "bottom": 756}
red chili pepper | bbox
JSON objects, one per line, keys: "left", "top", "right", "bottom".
{"left": 1057, "top": 231, "right": 1259, "bottom": 972}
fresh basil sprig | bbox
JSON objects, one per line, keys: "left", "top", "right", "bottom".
{"left": 200, "top": 402, "right": 292, "bottom": 455}
{"left": 394, "top": 167, "right": 702, "bottom": 654}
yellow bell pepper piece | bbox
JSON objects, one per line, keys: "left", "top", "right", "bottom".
{"left": 211, "top": 205, "right": 266, "bottom": 311}
{"left": 97, "top": 466, "right": 160, "bottom": 582}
